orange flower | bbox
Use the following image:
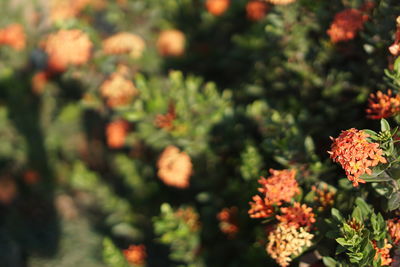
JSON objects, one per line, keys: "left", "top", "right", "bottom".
{"left": 42, "top": 29, "right": 92, "bottom": 72}
{"left": 372, "top": 239, "right": 392, "bottom": 266}
{"left": 388, "top": 218, "right": 400, "bottom": 245}
{"left": 100, "top": 72, "right": 138, "bottom": 108}
{"left": 102, "top": 32, "right": 146, "bottom": 59}
{"left": 246, "top": 1, "right": 269, "bottom": 21}
{"left": 157, "top": 146, "right": 192, "bottom": 188}
{"left": 276, "top": 202, "right": 316, "bottom": 229}
{"left": 389, "top": 16, "right": 400, "bottom": 56}
{"left": 23, "top": 170, "right": 40, "bottom": 185}
{"left": 156, "top": 30, "right": 186, "bottom": 57}
{"left": 32, "top": 71, "right": 51, "bottom": 94}
{"left": 328, "top": 128, "right": 387, "bottom": 187}
{"left": 0, "top": 24, "right": 26, "bottom": 51}
{"left": 154, "top": 103, "right": 176, "bottom": 130}
{"left": 249, "top": 169, "right": 299, "bottom": 219}
{"left": 258, "top": 169, "right": 299, "bottom": 205}
{"left": 366, "top": 90, "right": 400, "bottom": 119}
{"left": 123, "top": 244, "right": 147, "bottom": 266}
{"left": 106, "top": 120, "right": 129, "bottom": 149}
{"left": 311, "top": 185, "right": 335, "bottom": 211}
{"left": 217, "top": 207, "right": 239, "bottom": 238}
{"left": 205, "top": 0, "right": 230, "bottom": 16}
{"left": 266, "top": 0, "right": 296, "bottom": 5}
{"left": 175, "top": 206, "right": 201, "bottom": 232}
{"left": 49, "top": 0, "right": 105, "bottom": 22}
{"left": 327, "top": 8, "right": 369, "bottom": 43}
{"left": 267, "top": 223, "right": 314, "bottom": 267}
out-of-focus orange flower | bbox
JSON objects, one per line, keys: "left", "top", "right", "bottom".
{"left": 366, "top": 90, "right": 400, "bottom": 119}
{"left": 156, "top": 30, "right": 186, "bottom": 57}
{"left": 157, "top": 146, "right": 192, "bottom": 188}
{"left": 154, "top": 103, "right": 176, "bottom": 130}
{"left": 102, "top": 32, "right": 146, "bottom": 59}
{"left": 276, "top": 202, "right": 316, "bottom": 229}
{"left": 205, "top": 0, "right": 230, "bottom": 16}
{"left": 246, "top": 1, "right": 269, "bottom": 21}
{"left": 0, "top": 176, "right": 17, "bottom": 205}
{"left": 311, "top": 185, "right": 335, "bottom": 211}
{"left": 23, "top": 170, "right": 40, "bottom": 185}
{"left": 328, "top": 128, "right": 387, "bottom": 187}
{"left": 389, "top": 17, "right": 400, "bottom": 56}
{"left": 372, "top": 239, "right": 392, "bottom": 266}
{"left": 266, "top": 223, "right": 314, "bottom": 267}
{"left": 106, "top": 120, "right": 129, "bottom": 149}
{"left": 42, "top": 29, "right": 93, "bottom": 72}
{"left": 327, "top": 8, "right": 369, "bottom": 43}
{"left": 0, "top": 24, "right": 26, "bottom": 51}
{"left": 175, "top": 206, "right": 201, "bottom": 232}
{"left": 123, "top": 244, "right": 147, "bottom": 266}
{"left": 266, "top": 0, "right": 296, "bottom": 5}
{"left": 100, "top": 72, "right": 138, "bottom": 108}
{"left": 388, "top": 218, "right": 400, "bottom": 245}
{"left": 249, "top": 169, "right": 299, "bottom": 219}
{"left": 49, "top": 0, "right": 105, "bottom": 22}
{"left": 257, "top": 169, "right": 299, "bottom": 205}
{"left": 217, "top": 207, "right": 239, "bottom": 238}
{"left": 32, "top": 71, "right": 51, "bottom": 94}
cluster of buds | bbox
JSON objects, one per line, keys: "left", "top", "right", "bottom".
{"left": 123, "top": 244, "right": 147, "bottom": 266}
{"left": 311, "top": 185, "right": 335, "bottom": 211}
{"left": 327, "top": 8, "right": 369, "bottom": 43}
{"left": 366, "top": 90, "right": 400, "bottom": 119}
{"left": 154, "top": 103, "right": 176, "bottom": 131}
{"left": 217, "top": 207, "right": 239, "bottom": 239}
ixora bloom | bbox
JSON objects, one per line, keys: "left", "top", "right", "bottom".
{"left": 388, "top": 218, "right": 400, "bottom": 245}
{"left": 105, "top": 120, "right": 129, "bottom": 149}
{"left": 246, "top": 1, "right": 269, "bottom": 21}
{"left": 276, "top": 202, "right": 316, "bottom": 229}
{"left": 205, "top": 0, "right": 230, "bottom": 16}
{"left": 311, "top": 185, "right": 335, "bottom": 211}
{"left": 265, "top": 0, "right": 296, "bottom": 5}
{"left": 123, "top": 244, "right": 147, "bottom": 266}
{"left": 102, "top": 32, "right": 146, "bottom": 59}
{"left": 248, "top": 169, "right": 299, "bottom": 218}
{"left": 100, "top": 72, "right": 138, "bottom": 108}
{"left": 42, "top": 29, "right": 93, "bottom": 72}
{"left": 328, "top": 128, "right": 387, "bottom": 187}
{"left": 154, "top": 103, "right": 176, "bottom": 130}
{"left": 366, "top": 90, "right": 400, "bottom": 119}
{"left": 266, "top": 223, "right": 314, "bottom": 267}
{"left": 0, "top": 24, "right": 26, "bottom": 51}
{"left": 157, "top": 146, "right": 193, "bottom": 189}
{"left": 327, "top": 8, "right": 369, "bottom": 43}
{"left": 372, "top": 239, "right": 392, "bottom": 266}
{"left": 156, "top": 30, "right": 186, "bottom": 57}
{"left": 217, "top": 207, "right": 239, "bottom": 238}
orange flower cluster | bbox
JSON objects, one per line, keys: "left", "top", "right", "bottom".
{"left": 102, "top": 32, "right": 146, "bottom": 59}
{"left": 248, "top": 169, "right": 299, "bottom": 218}
{"left": 49, "top": 0, "right": 105, "bottom": 22}
{"left": 372, "top": 239, "right": 392, "bottom": 266}
{"left": 106, "top": 120, "right": 129, "bottom": 149}
{"left": 388, "top": 218, "right": 400, "bottom": 245}
{"left": 157, "top": 146, "right": 193, "bottom": 188}
{"left": 123, "top": 244, "right": 147, "bottom": 266}
{"left": 366, "top": 90, "right": 400, "bottom": 119}
{"left": 0, "top": 24, "right": 26, "bottom": 51}
{"left": 266, "top": 224, "right": 314, "bottom": 267}
{"left": 389, "top": 17, "right": 400, "bottom": 56}
{"left": 42, "top": 29, "right": 93, "bottom": 72}
{"left": 154, "top": 103, "right": 176, "bottom": 130}
{"left": 156, "top": 30, "right": 186, "bottom": 57}
{"left": 276, "top": 202, "right": 316, "bottom": 229}
{"left": 175, "top": 206, "right": 201, "bottom": 232}
{"left": 205, "top": 0, "right": 230, "bottom": 16}
{"left": 327, "top": 8, "right": 369, "bottom": 43}
{"left": 246, "top": 1, "right": 269, "bottom": 21}
{"left": 311, "top": 185, "right": 335, "bottom": 211}
{"left": 31, "top": 71, "right": 51, "bottom": 94}
{"left": 217, "top": 207, "right": 239, "bottom": 238}
{"left": 100, "top": 72, "right": 138, "bottom": 108}
{"left": 328, "top": 128, "right": 387, "bottom": 187}
{"left": 266, "top": 0, "right": 296, "bottom": 5}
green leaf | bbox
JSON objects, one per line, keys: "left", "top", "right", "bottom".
{"left": 355, "top": 198, "right": 372, "bottom": 216}
{"left": 388, "top": 191, "right": 400, "bottom": 211}
{"left": 381, "top": 119, "right": 391, "bottom": 132}
{"left": 363, "top": 129, "right": 378, "bottom": 140}
{"left": 323, "top": 257, "right": 338, "bottom": 267}
{"left": 331, "top": 208, "right": 344, "bottom": 223}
